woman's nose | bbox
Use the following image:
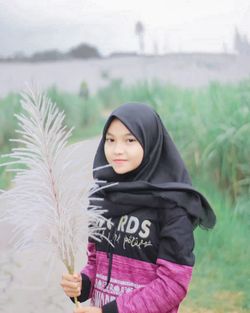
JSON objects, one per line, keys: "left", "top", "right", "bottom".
{"left": 113, "top": 142, "right": 124, "bottom": 154}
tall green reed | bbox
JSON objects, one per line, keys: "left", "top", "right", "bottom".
{"left": 1, "top": 80, "right": 249, "bottom": 213}
{"left": 185, "top": 177, "right": 250, "bottom": 309}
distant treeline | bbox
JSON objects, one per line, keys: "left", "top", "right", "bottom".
{"left": 2, "top": 27, "right": 250, "bottom": 63}
{"left": 0, "top": 42, "right": 138, "bottom": 63}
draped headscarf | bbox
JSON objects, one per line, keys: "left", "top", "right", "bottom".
{"left": 93, "top": 103, "right": 216, "bottom": 229}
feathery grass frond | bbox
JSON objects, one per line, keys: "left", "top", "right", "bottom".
{"left": 0, "top": 87, "right": 111, "bottom": 306}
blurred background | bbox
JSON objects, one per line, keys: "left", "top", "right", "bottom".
{"left": 0, "top": 1, "right": 250, "bottom": 312}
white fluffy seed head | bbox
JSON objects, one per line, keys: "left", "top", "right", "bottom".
{"left": 0, "top": 87, "right": 113, "bottom": 271}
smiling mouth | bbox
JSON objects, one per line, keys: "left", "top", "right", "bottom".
{"left": 113, "top": 159, "right": 127, "bottom": 164}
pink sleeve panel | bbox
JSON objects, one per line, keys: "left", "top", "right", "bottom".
{"left": 116, "top": 258, "right": 193, "bottom": 313}
{"left": 80, "top": 242, "right": 97, "bottom": 296}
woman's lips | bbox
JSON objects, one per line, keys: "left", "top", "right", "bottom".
{"left": 113, "top": 159, "right": 127, "bottom": 165}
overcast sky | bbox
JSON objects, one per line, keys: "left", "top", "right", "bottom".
{"left": 0, "top": 0, "right": 250, "bottom": 57}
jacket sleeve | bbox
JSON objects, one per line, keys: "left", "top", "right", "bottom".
{"left": 102, "top": 207, "right": 195, "bottom": 313}
{"left": 70, "top": 241, "right": 97, "bottom": 303}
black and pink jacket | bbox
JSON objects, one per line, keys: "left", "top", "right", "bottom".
{"left": 73, "top": 203, "right": 195, "bottom": 313}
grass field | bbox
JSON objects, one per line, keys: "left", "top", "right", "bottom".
{"left": 0, "top": 79, "right": 249, "bottom": 312}
{"left": 180, "top": 177, "right": 250, "bottom": 312}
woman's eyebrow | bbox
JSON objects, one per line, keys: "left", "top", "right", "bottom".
{"left": 106, "top": 132, "right": 134, "bottom": 136}
{"left": 124, "top": 133, "right": 134, "bottom": 137}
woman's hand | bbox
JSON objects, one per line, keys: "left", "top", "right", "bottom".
{"left": 73, "top": 304, "right": 102, "bottom": 313}
{"left": 60, "top": 272, "right": 82, "bottom": 298}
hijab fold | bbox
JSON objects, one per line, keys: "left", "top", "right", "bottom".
{"left": 93, "top": 103, "right": 216, "bottom": 229}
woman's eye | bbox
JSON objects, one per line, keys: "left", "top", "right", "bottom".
{"left": 127, "top": 138, "right": 136, "bottom": 143}
{"left": 105, "top": 138, "right": 114, "bottom": 143}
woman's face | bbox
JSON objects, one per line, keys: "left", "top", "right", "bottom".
{"left": 104, "top": 118, "right": 144, "bottom": 174}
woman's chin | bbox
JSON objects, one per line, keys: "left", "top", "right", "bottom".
{"left": 113, "top": 167, "right": 128, "bottom": 174}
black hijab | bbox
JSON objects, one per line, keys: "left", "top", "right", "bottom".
{"left": 93, "top": 103, "right": 216, "bottom": 229}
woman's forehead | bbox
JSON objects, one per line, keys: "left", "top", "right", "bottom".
{"left": 106, "top": 118, "right": 132, "bottom": 134}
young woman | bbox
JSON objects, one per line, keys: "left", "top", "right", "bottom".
{"left": 61, "top": 103, "right": 216, "bottom": 313}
